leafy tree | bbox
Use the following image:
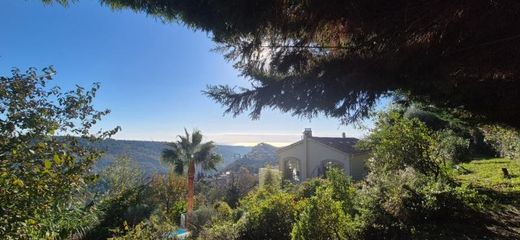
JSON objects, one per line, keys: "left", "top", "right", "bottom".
{"left": 235, "top": 167, "right": 258, "bottom": 196}
{"left": 358, "top": 110, "right": 439, "bottom": 177}
{"left": 224, "top": 182, "right": 241, "bottom": 209}
{"left": 238, "top": 189, "right": 300, "bottom": 240}
{"left": 109, "top": 212, "right": 177, "bottom": 240}
{"left": 222, "top": 167, "right": 258, "bottom": 208}
{"left": 0, "top": 67, "right": 119, "bottom": 238}
{"left": 261, "top": 166, "right": 280, "bottom": 191}
{"left": 294, "top": 178, "right": 328, "bottom": 199}
{"left": 263, "top": 169, "right": 276, "bottom": 188}
{"left": 480, "top": 124, "right": 520, "bottom": 160}
{"left": 85, "top": 184, "right": 153, "bottom": 240}
{"left": 325, "top": 167, "right": 357, "bottom": 216}
{"left": 213, "top": 201, "right": 232, "bottom": 220}
{"left": 84, "top": 155, "right": 150, "bottom": 239}
{"left": 149, "top": 170, "right": 187, "bottom": 223}
{"left": 291, "top": 186, "right": 354, "bottom": 240}
{"left": 89, "top": 0, "right": 520, "bottom": 128}
{"left": 198, "top": 219, "right": 241, "bottom": 240}
{"left": 431, "top": 129, "right": 471, "bottom": 165}
{"left": 161, "top": 129, "right": 222, "bottom": 226}
{"left": 97, "top": 155, "right": 145, "bottom": 196}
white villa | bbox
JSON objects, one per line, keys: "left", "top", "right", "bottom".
{"left": 278, "top": 128, "right": 368, "bottom": 182}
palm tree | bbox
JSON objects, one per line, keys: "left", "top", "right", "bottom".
{"left": 161, "top": 129, "right": 222, "bottom": 226}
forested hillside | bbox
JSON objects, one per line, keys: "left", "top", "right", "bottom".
{"left": 88, "top": 139, "right": 252, "bottom": 175}
{"left": 223, "top": 143, "right": 278, "bottom": 173}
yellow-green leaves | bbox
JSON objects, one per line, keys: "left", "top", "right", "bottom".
{"left": 53, "top": 154, "right": 63, "bottom": 165}
{"left": 13, "top": 178, "right": 25, "bottom": 188}
{"left": 43, "top": 160, "right": 52, "bottom": 170}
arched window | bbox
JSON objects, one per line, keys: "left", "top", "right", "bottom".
{"left": 321, "top": 159, "right": 345, "bottom": 177}
{"left": 283, "top": 158, "right": 301, "bottom": 182}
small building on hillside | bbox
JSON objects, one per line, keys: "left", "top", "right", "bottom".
{"left": 278, "top": 128, "right": 368, "bottom": 182}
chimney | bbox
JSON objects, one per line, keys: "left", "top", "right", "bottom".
{"left": 303, "top": 128, "right": 312, "bottom": 138}
{"left": 342, "top": 132, "right": 346, "bottom": 138}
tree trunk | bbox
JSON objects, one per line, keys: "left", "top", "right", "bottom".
{"left": 186, "top": 160, "right": 195, "bottom": 227}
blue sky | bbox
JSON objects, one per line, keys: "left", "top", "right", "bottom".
{"left": 0, "top": 0, "right": 378, "bottom": 146}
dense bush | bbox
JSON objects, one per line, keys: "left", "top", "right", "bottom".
{"left": 358, "top": 110, "right": 439, "bottom": 177}
{"left": 197, "top": 189, "right": 300, "bottom": 240}
{"left": 109, "top": 210, "right": 177, "bottom": 240}
{"left": 79, "top": 154, "right": 154, "bottom": 239}
{"left": 293, "top": 178, "right": 328, "bottom": 199}
{"left": 326, "top": 167, "right": 357, "bottom": 215}
{"left": 481, "top": 125, "right": 520, "bottom": 160}
{"left": 404, "top": 106, "right": 447, "bottom": 130}
{"left": 213, "top": 201, "right": 232, "bottom": 220}
{"left": 432, "top": 129, "right": 471, "bottom": 165}
{"left": 149, "top": 170, "right": 187, "bottom": 224}
{"left": 357, "top": 168, "right": 484, "bottom": 239}
{"left": 352, "top": 109, "right": 490, "bottom": 238}
{"left": 80, "top": 165, "right": 186, "bottom": 239}
{"left": 96, "top": 155, "right": 145, "bottom": 195}
{"left": 198, "top": 219, "right": 242, "bottom": 240}
{"left": 237, "top": 189, "right": 301, "bottom": 240}
{"left": 84, "top": 184, "right": 153, "bottom": 239}
{"left": 191, "top": 206, "right": 216, "bottom": 232}
{"left": 291, "top": 186, "right": 357, "bottom": 240}
{"left": 197, "top": 163, "right": 485, "bottom": 240}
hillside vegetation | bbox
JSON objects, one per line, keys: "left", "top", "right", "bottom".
{"left": 456, "top": 158, "right": 520, "bottom": 193}
{"left": 88, "top": 139, "right": 252, "bottom": 175}
{"left": 453, "top": 158, "right": 520, "bottom": 238}
{"left": 223, "top": 143, "right": 278, "bottom": 173}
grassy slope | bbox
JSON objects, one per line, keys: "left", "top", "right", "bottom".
{"left": 456, "top": 158, "right": 520, "bottom": 193}
{"left": 453, "top": 158, "right": 520, "bottom": 238}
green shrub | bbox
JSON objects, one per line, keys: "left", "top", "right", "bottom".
{"left": 197, "top": 220, "right": 242, "bottom": 240}
{"left": 325, "top": 167, "right": 357, "bottom": 215}
{"left": 294, "top": 178, "right": 328, "bottom": 199}
{"left": 260, "top": 167, "right": 281, "bottom": 191}
{"left": 192, "top": 206, "right": 216, "bottom": 230}
{"left": 432, "top": 129, "right": 471, "bottom": 164}
{"left": 238, "top": 189, "right": 301, "bottom": 240}
{"left": 481, "top": 125, "right": 520, "bottom": 160}
{"left": 357, "top": 168, "right": 485, "bottom": 239}
{"left": 84, "top": 185, "right": 153, "bottom": 240}
{"left": 291, "top": 186, "right": 357, "bottom": 240}
{"left": 214, "top": 201, "right": 232, "bottom": 220}
{"left": 149, "top": 171, "right": 187, "bottom": 225}
{"left": 110, "top": 210, "right": 177, "bottom": 240}
{"left": 358, "top": 110, "right": 439, "bottom": 177}
{"left": 404, "top": 106, "right": 447, "bottom": 130}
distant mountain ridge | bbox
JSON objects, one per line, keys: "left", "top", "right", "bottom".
{"left": 89, "top": 139, "right": 252, "bottom": 175}
{"left": 223, "top": 143, "right": 279, "bottom": 173}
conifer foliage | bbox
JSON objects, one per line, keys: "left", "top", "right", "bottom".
{"left": 98, "top": 0, "right": 520, "bottom": 127}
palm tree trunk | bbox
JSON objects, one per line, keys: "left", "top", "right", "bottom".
{"left": 186, "top": 160, "right": 195, "bottom": 227}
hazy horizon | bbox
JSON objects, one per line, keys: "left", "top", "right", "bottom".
{"left": 107, "top": 128, "right": 368, "bottom": 147}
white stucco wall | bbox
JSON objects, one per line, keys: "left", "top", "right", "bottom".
{"left": 278, "top": 137, "right": 361, "bottom": 181}
{"left": 306, "top": 139, "right": 350, "bottom": 179}
{"left": 278, "top": 141, "right": 306, "bottom": 180}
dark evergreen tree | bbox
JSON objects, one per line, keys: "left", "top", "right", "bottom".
{"left": 87, "top": 0, "right": 520, "bottom": 128}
